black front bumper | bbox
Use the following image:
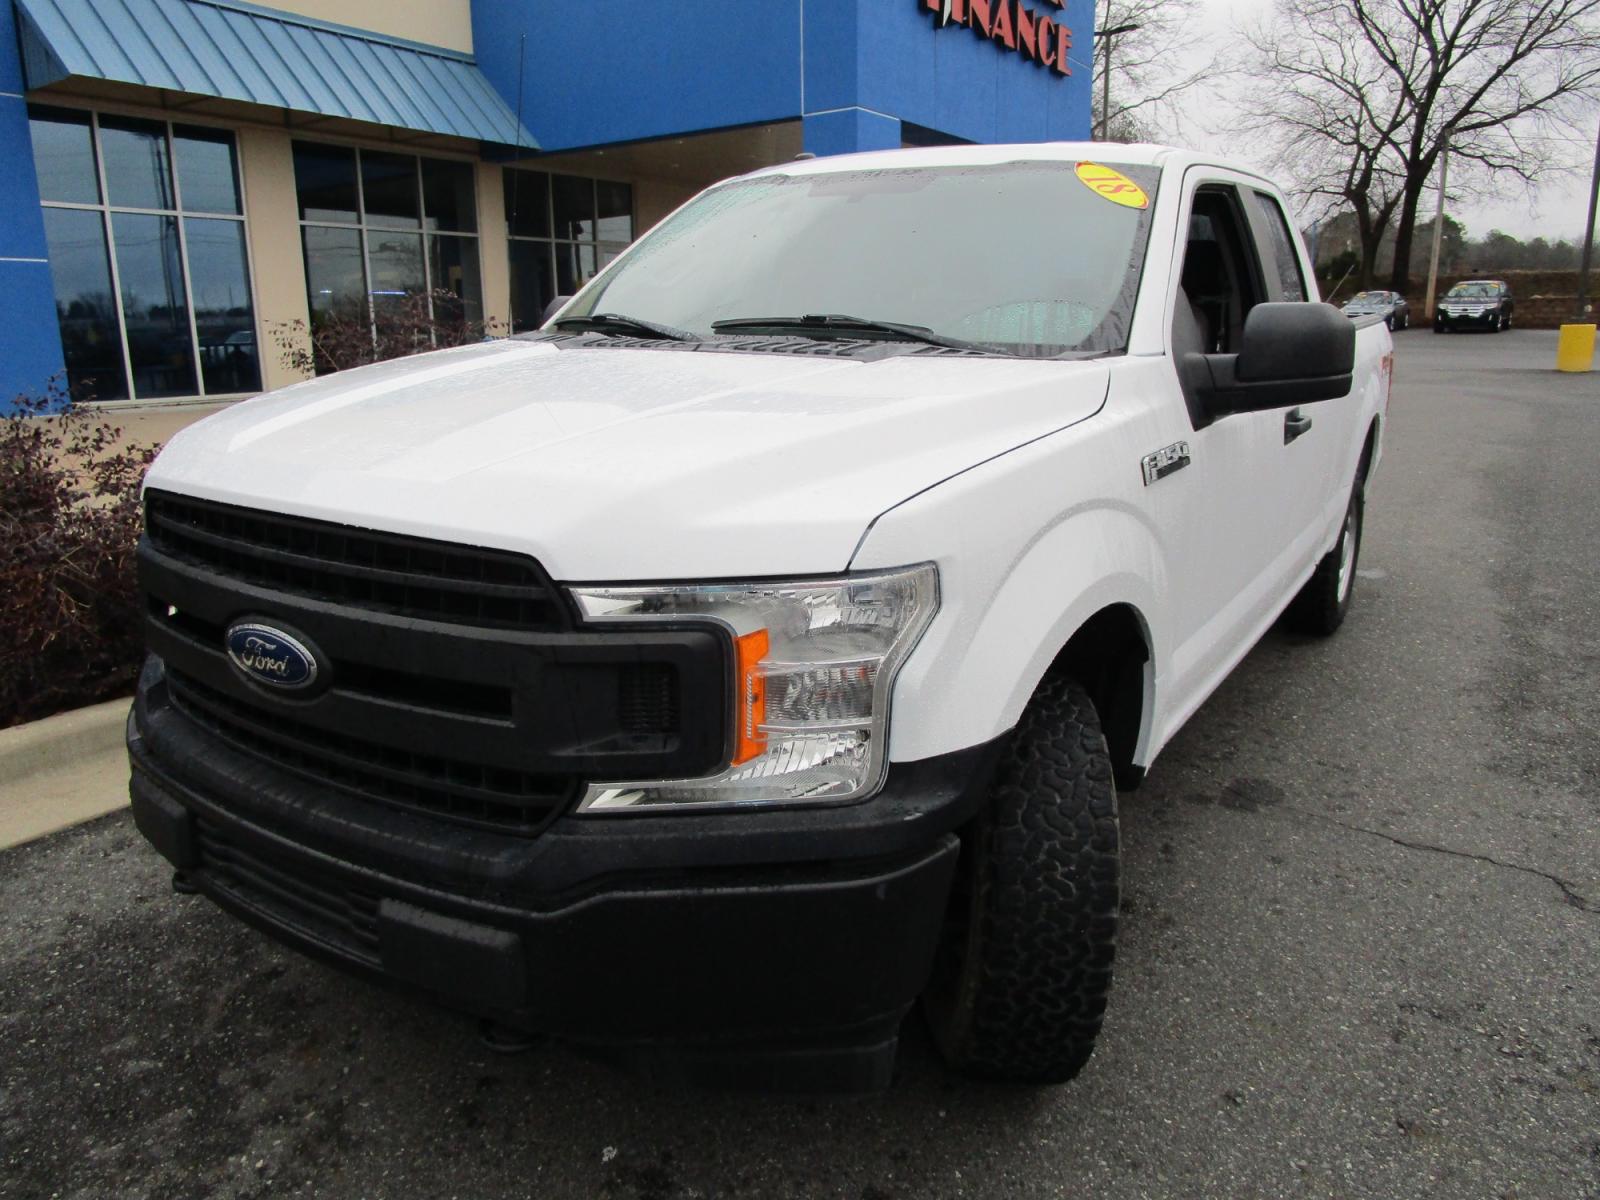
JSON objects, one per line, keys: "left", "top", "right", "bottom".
{"left": 129, "top": 660, "right": 1001, "bottom": 1089}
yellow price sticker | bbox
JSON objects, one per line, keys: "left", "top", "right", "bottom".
{"left": 1075, "top": 162, "right": 1150, "bottom": 210}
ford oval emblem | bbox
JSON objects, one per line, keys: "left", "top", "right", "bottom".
{"left": 225, "top": 622, "right": 319, "bottom": 690}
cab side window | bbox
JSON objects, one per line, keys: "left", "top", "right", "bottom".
{"left": 1251, "top": 191, "right": 1309, "bottom": 303}
{"left": 1176, "top": 187, "right": 1266, "bottom": 356}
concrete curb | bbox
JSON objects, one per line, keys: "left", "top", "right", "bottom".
{"left": 1, "top": 697, "right": 132, "bottom": 783}
{"left": 1, "top": 698, "right": 133, "bottom": 850}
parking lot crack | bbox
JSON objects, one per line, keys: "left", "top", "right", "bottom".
{"left": 1280, "top": 807, "right": 1596, "bottom": 914}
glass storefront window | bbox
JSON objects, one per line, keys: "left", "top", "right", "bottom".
{"left": 369, "top": 231, "right": 426, "bottom": 311}
{"left": 422, "top": 160, "right": 477, "bottom": 233}
{"left": 293, "top": 143, "right": 359, "bottom": 223}
{"left": 112, "top": 212, "right": 197, "bottom": 399}
{"left": 29, "top": 106, "right": 98, "bottom": 205}
{"left": 361, "top": 149, "right": 421, "bottom": 230}
{"left": 28, "top": 106, "right": 258, "bottom": 402}
{"left": 303, "top": 226, "right": 366, "bottom": 316}
{"left": 293, "top": 141, "right": 484, "bottom": 368}
{"left": 504, "top": 171, "right": 550, "bottom": 239}
{"left": 99, "top": 115, "right": 175, "bottom": 212}
{"left": 554, "top": 242, "right": 596, "bottom": 298}
{"left": 508, "top": 239, "right": 554, "bottom": 332}
{"left": 186, "top": 218, "right": 259, "bottom": 394}
{"left": 552, "top": 174, "right": 596, "bottom": 240}
{"left": 175, "top": 126, "right": 242, "bottom": 215}
{"left": 597, "top": 181, "right": 632, "bottom": 242}
{"left": 505, "top": 170, "right": 633, "bottom": 332}
{"left": 431, "top": 234, "right": 484, "bottom": 322}
{"left": 39, "top": 207, "right": 125, "bottom": 400}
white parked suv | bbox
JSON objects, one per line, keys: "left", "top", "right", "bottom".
{"left": 127, "top": 144, "right": 1393, "bottom": 1091}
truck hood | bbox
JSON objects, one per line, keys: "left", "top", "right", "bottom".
{"left": 147, "top": 338, "right": 1109, "bottom": 579}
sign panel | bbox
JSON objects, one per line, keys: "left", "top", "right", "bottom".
{"left": 923, "top": 0, "right": 1074, "bottom": 77}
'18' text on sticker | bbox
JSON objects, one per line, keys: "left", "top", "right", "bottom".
{"left": 1075, "top": 163, "right": 1150, "bottom": 210}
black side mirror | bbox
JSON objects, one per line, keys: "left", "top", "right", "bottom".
{"left": 1184, "top": 302, "right": 1356, "bottom": 419}
{"left": 541, "top": 295, "right": 574, "bottom": 325}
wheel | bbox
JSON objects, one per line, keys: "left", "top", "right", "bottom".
{"left": 1385, "top": 314, "right": 1394, "bottom": 330}
{"left": 1400, "top": 311, "right": 1410, "bottom": 330}
{"left": 1502, "top": 309, "right": 1512, "bottom": 330}
{"left": 922, "top": 674, "right": 1119, "bottom": 1084}
{"left": 1285, "top": 477, "right": 1364, "bottom": 636}
{"left": 1489, "top": 311, "right": 1502, "bottom": 333}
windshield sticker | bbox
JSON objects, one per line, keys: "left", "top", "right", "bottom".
{"left": 1075, "top": 163, "right": 1150, "bottom": 210}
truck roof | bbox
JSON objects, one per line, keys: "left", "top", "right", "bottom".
{"left": 740, "top": 142, "right": 1275, "bottom": 185}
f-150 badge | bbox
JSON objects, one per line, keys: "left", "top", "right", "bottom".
{"left": 1141, "top": 441, "right": 1191, "bottom": 486}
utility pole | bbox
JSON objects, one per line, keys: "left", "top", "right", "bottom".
{"left": 1575, "top": 119, "right": 1600, "bottom": 322}
{"left": 1095, "top": 22, "right": 1141, "bottom": 142}
{"left": 1424, "top": 129, "right": 1453, "bottom": 323}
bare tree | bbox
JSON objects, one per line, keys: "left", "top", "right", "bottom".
{"left": 1246, "top": 0, "right": 1600, "bottom": 293}
{"left": 1244, "top": 1, "right": 1413, "bottom": 286}
{"left": 1092, "top": 0, "right": 1215, "bottom": 143}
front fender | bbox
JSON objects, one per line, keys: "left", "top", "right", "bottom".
{"left": 851, "top": 421, "right": 1170, "bottom": 767}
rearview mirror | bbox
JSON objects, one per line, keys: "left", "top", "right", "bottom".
{"left": 1183, "top": 302, "right": 1356, "bottom": 419}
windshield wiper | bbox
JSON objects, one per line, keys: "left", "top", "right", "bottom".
{"left": 552, "top": 312, "right": 698, "bottom": 341}
{"left": 711, "top": 313, "right": 996, "bottom": 354}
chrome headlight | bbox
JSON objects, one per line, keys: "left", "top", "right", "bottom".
{"left": 568, "top": 564, "right": 938, "bottom": 811}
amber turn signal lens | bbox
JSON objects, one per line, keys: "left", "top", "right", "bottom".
{"left": 732, "top": 628, "right": 769, "bottom": 765}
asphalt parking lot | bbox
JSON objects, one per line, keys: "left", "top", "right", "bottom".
{"left": 3, "top": 328, "right": 1598, "bottom": 1200}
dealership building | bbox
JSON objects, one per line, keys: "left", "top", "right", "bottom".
{"left": 0, "top": 0, "right": 1095, "bottom": 411}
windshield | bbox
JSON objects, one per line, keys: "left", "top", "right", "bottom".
{"left": 1348, "top": 292, "right": 1388, "bottom": 304}
{"left": 1447, "top": 283, "right": 1497, "bottom": 299}
{"left": 562, "top": 161, "right": 1162, "bottom": 357}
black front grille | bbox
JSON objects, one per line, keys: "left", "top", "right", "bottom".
{"left": 144, "top": 490, "right": 569, "bottom": 630}
{"left": 196, "top": 818, "right": 381, "bottom": 965}
{"left": 168, "top": 670, "right": 573, "bottom": 835}
{"left": 139, "top": 492, "right": 728, "bottom": 837}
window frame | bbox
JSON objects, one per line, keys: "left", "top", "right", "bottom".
{"left": 292, "top": 139, "right": 484, "bottom": 341}
{"left": 30, "top": 105, "right": 260, "bottom": 403}
{"left": 1247, "top": 189, "right": 1311, "bottom": 304}
{"left": 503, "top": 168, "right": 635, "bottom": 332}
{"left": 1180, "top": 183, "right": 1271, "bottom": 355}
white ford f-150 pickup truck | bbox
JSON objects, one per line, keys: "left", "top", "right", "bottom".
{"left": 128, "top": 143, "right": 1392, "bottom": 1091}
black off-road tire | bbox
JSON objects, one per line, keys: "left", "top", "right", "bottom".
{"left": 1285, "top": 477, "right": 1365, "bottom": 636}
{"left": 922, "top": 674, "right": 1119, "bottom": 1084}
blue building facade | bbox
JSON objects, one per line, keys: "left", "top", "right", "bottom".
{"left": 470, "top": 0, "right": 1094, "bottom": 156}
{"left": 1, "top": 0, "right": 1095, "bottom": 411}
{"left": 0, "top": 12, "right": 65, "bottom": 404}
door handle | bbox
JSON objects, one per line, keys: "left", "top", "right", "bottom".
{"left": 1284, "top": 408, "right": 1313, "bottom": 445}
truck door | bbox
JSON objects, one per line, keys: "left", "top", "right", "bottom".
{"left": 1163, "top": 179, "right": 1312, "bottom": 702}
{"left": 1242, "top": 187, "right": 1348, "bottom": 574}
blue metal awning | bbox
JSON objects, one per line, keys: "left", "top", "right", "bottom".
{"left": 13, "top": 0, "right": 538, "bottom": 149}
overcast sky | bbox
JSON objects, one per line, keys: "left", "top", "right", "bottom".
{"left": 1165, "top": 0, "right": 1599, "bottom": 242}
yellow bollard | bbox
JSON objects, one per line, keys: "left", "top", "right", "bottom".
{"left": 1557, "top": 323, "right": 1597, "bottom": 372}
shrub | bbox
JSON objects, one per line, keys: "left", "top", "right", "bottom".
{"left": 0, "top": 385, "right": 158, "bottom": 729}
{"left": 271, "top": 290, "right": 506, "bottom": 377}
